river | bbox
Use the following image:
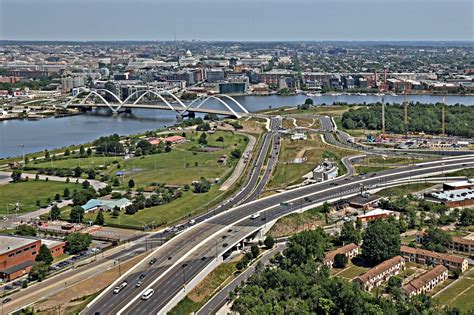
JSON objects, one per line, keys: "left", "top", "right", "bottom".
{"left": 1, "top": 94, "right": 472, "bottom": 158}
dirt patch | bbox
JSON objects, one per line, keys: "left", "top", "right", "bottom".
{"left": 34, "top": 253, "right": 148, "bottom": 312}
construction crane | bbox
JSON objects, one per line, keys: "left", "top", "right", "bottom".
{"left": 381, "top": 97, "right": 385, "bottom": 134}
{"left": 441, "top": 96, "right": 446, "bottom": 137}
{"left": 403, "top": 89, "right": 408, "bottom": 137}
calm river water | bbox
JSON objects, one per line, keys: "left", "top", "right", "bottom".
{"left": 1, "top": 94, "right": 472, "bottom": 158}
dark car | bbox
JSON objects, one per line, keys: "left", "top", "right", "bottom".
{"left": 149, "top": 258, "right": 157, "bottom": 265}
{"left": 139, "top": 273, "right": 146, "bottom": 279}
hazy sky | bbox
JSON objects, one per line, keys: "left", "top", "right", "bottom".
{"left": 1, "top": 0, "right": 473, "bottom": 41}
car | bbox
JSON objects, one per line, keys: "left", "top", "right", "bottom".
{"left": 2, "top": 298, "right": 11, "bottom": 303}
{"left": 149, "top": 258, "right": 157, "bottom": 265}
{"left": 168, "top": 256, "right": 172, "bottom": 260}
{"left": 222, "top": 243, "right": 228, "bottom": 247}
{"left": 113, "top": 281, "right": 128, "bottom": 294}
{"left": 304, "top": 197, "right": 312, "bottom": 202}
{"left": 188, "top": 219, "right": 196, "bottom": 225}
{"left": 227, "top": 229, "right": 233, "bottom": 233}
{"left": 139, "top": 273, "right": 146, "bottom": 279}
{"left": 329, "top": 182, "right": 338, "bottom": 186}
{"left": 135, "top": 281, "right": 143, "bottom": 287}
{"left": 201, "top": 256, "right": 207, "bottom": 261}
{"left": 250, "top": 213, "right": 261, "bottom": 220}
{"left": 4, "top": 285, "right": 13, "bottom": 290}
{"left": 141, "top": 288, "right": 154, "bottom": 300}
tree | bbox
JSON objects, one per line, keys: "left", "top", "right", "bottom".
{"left": 459, "top": 208, "right": 474, "bottom": 226}
{"left": 63, "top": 187, "right": 70, "bottom": 198}
{"left": 70, "top": 205, "right": 85, "bottom": 223}
{"left": 422, "top": 228, "right": 451, "bottom": 253}
{"left": 44, "top": 149, "right": 50, "bottom": 160}
{"left": 64, "top": 148, "right": 70, "bottom": 156}
{"left": 231, "top": 149, "right": 242, "bottom": 159}
{"left": 193, "top": 177, "right": 211, "bottom": 193}
{"left": 198, "top": 133, "right": 208, "bottom": 145}
{"left": 82, "top": 180, "right": 90, "bottom": 189}
{"left": 113, "top": 177, "right": 120, "bottom": 187}
{"left": 50, "top": 204, "right": 61, "bottom": 220}
{"left": 264, "top": 235, "right": 275, "bottom": 249}
{"left": 16, "top": 224, "right": 37, "bottom": 236}
{"left": 29, "top": 262, "right": 49, "bottom": 282}
{"left": 86, "top": 147, "right": 93, "bottom": 156}
{"left": 87, "top": 169, "right": 96, "bottom": 180}
{"left": 251, "top": 245, "right": 260, "bottom": 258}
{"left": 95, "top": 211, "right": 105, "bottom": 225}
{"left": 79, "top": 145, "right": 86, "bottom": 156}
{"left": 36, "top": 244, "right": 53, "bottom": 265}
{"left": 362, "top": 220, "right": 400, "bottom": 265}
{"left": 54, "top": 193, "right": 61, "bottom": 201}
{"left": 11, "top": 170, "right": 22, "bottom": 182}
{"left": 128, "top": 179, "right": 135, "bottom": 189}
{"left": 321, "top": 202, "right": 331, "bottom": 224}
{"left": 386, "top": 275, "right": 403, "bottom": 297}
{"left": 339, "top": 222, "right": 361, "bottom": 245}
{"left": 333, "top": 253, "right": 348, "bottom": 268}
{"left": 65, "top": 233, "right": 92, "bottom": 254}
{"left": 74, "top": 166, "right": 82, "bottom": 178}
{"left": 304, "top": 98, "right": 314, "bottom": 106}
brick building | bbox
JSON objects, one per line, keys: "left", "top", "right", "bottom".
{"left": 400, "top": 245, "right": 468, "bottom": 272}
{"left": 402, "top": 265, "right": 448, "bottom": 297}
{"left": 324, "top": 243, "right": 359, "bottom": 268}
{"left": 0, "top": 235, "right": 66, "bottom": 281}
{"left": 355, "top": 256, "right": 405, "bottom": 291}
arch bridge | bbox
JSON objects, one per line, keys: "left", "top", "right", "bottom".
{"left": 61, "top": 88, "right": 250, "bottom": 118}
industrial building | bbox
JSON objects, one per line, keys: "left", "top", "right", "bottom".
{"left": 0, "top": 235, "right": 65, "bottom": 281}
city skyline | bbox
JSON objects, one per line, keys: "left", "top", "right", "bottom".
{"left": 1, "top": 0, "right": 473, "bottom": 41}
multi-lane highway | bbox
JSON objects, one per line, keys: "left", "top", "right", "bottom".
{"left": 84, "top": 154, "right": 474, "bottom": 315}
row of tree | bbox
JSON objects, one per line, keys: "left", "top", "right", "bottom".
{"left": 341, "top": 103, "right": 474, "bottom": 137}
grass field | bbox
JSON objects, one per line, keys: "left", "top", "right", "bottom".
{"left": 169, "top": 261, "right": 238, "bottom": 315}
{"left": 61, "top": 185, "right": 223, "bottom": 227}
{"left": 0, "top": 180, "right": 82, "bottom": 214}
{"left": 335, "top": 264, "right": 369, "bottom": 280}
{"left": 435, "top": 269, "right": 474, "bottom": 312}
{"left": 376, "top": 183, "right": 435, "bottom": 197}
{"left": 267, "top": 134, "right": 355, "bottom": 189}
{"left": 355, "top": 165, "right": 390, "bottom": 174}
{"left": 31, "top": 156, "right": 118, "bottom": 170}
{"left": 268, "top": 206, "right": 324, "bottom": 238}
{"left": 259, "top": 105, "right": 355, "bottom": 117}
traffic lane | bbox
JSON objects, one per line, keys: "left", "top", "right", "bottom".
{"left": 131, "top": 226, "right": 258, "bottom": 314}
{"left": 122, "top": 160, "right": 474, "bottom": 313}
{"left": 197, "top": 243, "right": 286, "bottom": 315}
{"left": 87, "top": 223, "right": 227, "bottom": 314}
{"left": 91, "top": 157, "right": 474, "bottom": 313}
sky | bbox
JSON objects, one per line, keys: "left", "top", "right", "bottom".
{"left": 1, "top": 0, "right": 473, "bottom": 41}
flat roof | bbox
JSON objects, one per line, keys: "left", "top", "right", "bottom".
{"left": 0, "top": 235, "right": 38, "bottom": 256}
{"left": 429, "top": 188, "right": 474, "bottom": 202}
{"left": 357, "top": 208, "right": 394, "bottom": 219}
{"left": 444, "top": 179, "right": 474, "bottom": 188}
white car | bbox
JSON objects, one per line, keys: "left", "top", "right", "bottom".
{"left": 250, "top": 213, "right": 261, "bottom": 220}
{"left": 113, "top": 281, "right": 127, "bottom": 294}
{"left": 142, "top": 288, "right": 155, "bottom": 300}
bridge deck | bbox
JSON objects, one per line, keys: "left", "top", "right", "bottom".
{"left": 67, "top": 103, "right": 246, "bottom": 116}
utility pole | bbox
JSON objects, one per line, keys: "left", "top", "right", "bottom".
{"left": 441, "top": 96, "right": 446, "bottom": 137}
{"left": 403, "top": 88, "right": 408, "bottom": 137}
{"left": 381, "top": 97, "right": 385, "bottom": 134}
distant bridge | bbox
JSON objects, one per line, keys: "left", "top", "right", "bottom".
{"left": 59, "top": 88, "right": 250, "bottom": 118}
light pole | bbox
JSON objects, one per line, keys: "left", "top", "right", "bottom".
{"left": 181, "top": 263, "right": 188, "bottom": 291}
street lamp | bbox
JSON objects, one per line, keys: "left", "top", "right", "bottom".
{"left": 181, "top": 263, "right": 188, "bottom": 291}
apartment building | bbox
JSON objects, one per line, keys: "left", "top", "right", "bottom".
{"left": 324, "top": 243, "right": 359, "bottom": 268}
{"left": 355, "top": 256, "right": 406, "bottom": 291}
{"left": 400, "top": 245, "right": 468, "bottom": 272}
{"left": 402, "top": 265, "right": 448, "bottom": 297}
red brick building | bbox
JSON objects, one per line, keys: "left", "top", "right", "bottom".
{"left": 0, "top": 235, "right": 66, "bottom": 281}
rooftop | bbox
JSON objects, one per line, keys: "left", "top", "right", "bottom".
{"left": 402, "top": 265, "right": 447, "bottom": 294}
{"left": 428, "top": 188, "right": 474, "bottom": 202}
{"left": 0, "top": 235, "right": 39, "bottom": 256}
{"left": 324, "top": 243, "right": 358, "bottom": 263}
{"left": 400, "top": 245, "right": 466, "bottom": 264}
{"left": 357, "top": 256, "right": 404, "bottom": 283}
{"left": 357, "top": 208, "right": 394, "bottom": 219}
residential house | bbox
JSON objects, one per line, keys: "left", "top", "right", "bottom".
{"left": 324, "top": 243, "right": 359, "bottom": 268}
{"left": 402, "top": 265, "right": 448, "bottom": 297}
{"left": 355, "top": 256, "right": 405, "bottom": 291}
{"left": 400, "top": 245, "right": 468, "bottom": 272}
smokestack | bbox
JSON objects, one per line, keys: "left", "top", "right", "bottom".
{"left": 381, "top": 97, "right": 385, "bottom": 134}
{"left": 384, "top": 69, "right": 387, "bottom": 84}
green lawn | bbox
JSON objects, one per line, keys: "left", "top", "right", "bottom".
{"left": 377, "top": 183, "right": 434, "bottom": 197}
{"left": 267, "top": 135, "right": 356, "bottom": 189}
{"left": 335, "top": 264, "right": 369, "bottom": 280}
{"left": 355, "top": 165, "right": 390, "bottom": 174}
{"left": 169, "top": 261, "right": 238, "bottom": 315}
{"left": 435, "top": 271, "right": 474, "bottom": 312}
{"left": 30, "top": 155, "right": 119, "bottom": 170}
{"left": 0, "top": 180, "right": 82, "bottom": 214}
{"left": 62, "top": 185, "right": 224, "bottom": 228}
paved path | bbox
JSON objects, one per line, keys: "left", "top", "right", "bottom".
{"left": 197, "top": 243, "right": 286, "bottom": 315}
{"left": 220, "top": 133, "right": 256, "bottom": 191}
{"left": 0, "top": 171, "right": 107, "bottom": 191}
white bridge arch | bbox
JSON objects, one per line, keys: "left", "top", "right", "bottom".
{"left": 63, "top": 88, "right": 249, "bottom": 118}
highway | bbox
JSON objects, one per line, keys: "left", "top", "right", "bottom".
{"left": 83, "top": 154, "right": 474, "bottom": 315}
